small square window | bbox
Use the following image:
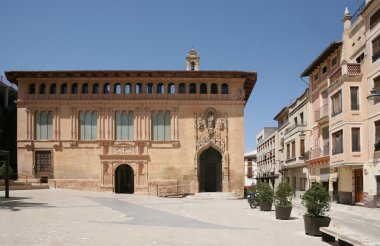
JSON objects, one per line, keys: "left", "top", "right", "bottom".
{"left": 331, "top": 57, "right": 337, "bottom": 67}
{"left": 314, "top": 73, "right": 319, "bottom": 82}
{"left": 322, "top": 66, "right": 327, "bottom": 74}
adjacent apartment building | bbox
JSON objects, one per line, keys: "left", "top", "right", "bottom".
{"left": 5, "top": 49, "right": 257, "bottom": 196}
{"left": 244, "top": 149, "right": 257, "bottom": 187}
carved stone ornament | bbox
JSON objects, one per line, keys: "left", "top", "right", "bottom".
{"left": 112, "top": 146, "right": 135, "bottom": 155}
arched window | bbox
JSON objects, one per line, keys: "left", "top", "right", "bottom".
{"left": 61, "top": 83, "right": 67, "bottom": 94}
{"left": 82, "top": 83, "right": 89, "bottom": 94}
{"left": 125, "top": 83, "right": 131, "bottom": 94}
{"left": 39, "top": 84, "right": 46, "bottom": 94}
{"left": 71, "top": 83, "right": 78, "bottom": 94}
{"left": 190, "top": 62, "right": 196, "bottom": 71}
{"left": 168, "top": 83, "right": 175, "bottom": 94}
{"left": 189, "top": 83, "right": 196, "bottom": 94}
{"left": 211, "top": 83, "right": 218, "bottom": 94}
{"left": 179, "top": 83, "right": 186, "bottom": 94}
{"left": 200, "top": 83, "right": 207, "bottom": 94}
{"left": 29, "top": 84, "right": 35, "bottom": 94}
{"left": 104, "top": 83, "right": 111, "bottom": 94}
{"left": 147, "top": 83, "right": 153, "bottom": 94}
{"left": 136, "top": 83, "right": 142, "bottom": 94}
{"left": 157, "top": 83, "right": 164, "bottom": 94}
{"left": 114, "top": 83, "right": 121, "bottom": 94}
{"left": 93, "top": 83, "right": 99, "bottom": 94}
{"left": 221, "top": 83, "right": 229, "bottom": 94}
{"left": 50, "top": 84, "right": 56, "bottom": 94}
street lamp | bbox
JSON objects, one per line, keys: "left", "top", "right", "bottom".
{"left": 367, "top": 88, "right": 380, "bottom": 101}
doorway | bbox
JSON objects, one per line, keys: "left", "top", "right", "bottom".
{"left": 114, "top": 164, "right": 134, "bottom": 194}
{"left": 199, "top": 147, "right": 222, "bottom": 192}
{"left": 354, "top": 169, "right": 363, "bottom": 203}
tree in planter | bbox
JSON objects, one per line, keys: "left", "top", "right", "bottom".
{"left": 274, "top": 182, "right": 293, "bottom": 219}
{"left": 0, "top": 163, "right": 13, "bottom": 179}
{"left": 257, "top": 181, "right": 274, "bottom": 211}
{"left": 301, "top": 182, "right": 332, "bottom": 236}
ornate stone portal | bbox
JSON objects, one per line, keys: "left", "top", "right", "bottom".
{"left": 193, "top": 108, "right": 230, "bottom": 192}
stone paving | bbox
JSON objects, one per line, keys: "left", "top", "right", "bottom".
{"left": 0, "top": 189, "right": 378, "bottom": 245}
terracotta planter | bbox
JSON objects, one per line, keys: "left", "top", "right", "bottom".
{"left": 260, "top": 201, "right": 272, "bottom": 211}
{"left": 275, "top": 206, "right": 292, "bottom": 220}
{"left": 303, "top": 215, "right": 331, "bottom": 236}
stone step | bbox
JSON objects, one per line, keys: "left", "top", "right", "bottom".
{"left": 186, "top": 192, "right": 242, "bottom": 200}
{"left": 0, "top": 181, "right": 49, "bottom": 191}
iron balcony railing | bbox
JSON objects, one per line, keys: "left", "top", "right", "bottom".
{"left": 351, "top": 1, "right": 366, "bottom": 24}
{"left": 311, "top": 143, "right": 329, "bottom": 159}
{"left": 315, "top": 104, "right": 328, "bottom": 121}
{"left": 331, "top": 108, "right": 343, "bottom": 117}
{"left": 332, "top": 146, "right": 343, "bottom": 155}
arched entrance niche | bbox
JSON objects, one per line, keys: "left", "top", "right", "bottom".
{"left": 198, "top": 147, "right": 222, "bottom": 192}
{"left": 114, "top": 164, "right": 134, "bottom": 194}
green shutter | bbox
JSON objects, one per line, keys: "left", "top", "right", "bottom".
{"left": 80, "top": 111, "right": 85, "bottom": 140}
{"left": 36, "top": 112, "right": 41, "bottom": 140}
{"left": 47, "top": 111, "right": 52, "bottom": 140}
{"left": 115, "top": 111, "right": 121, "bottom": 140}
{"left": 152, "top": 111, "right": 157, "bottom": 140}
{"left": 91, "top": 112, "right": 97, "bottom": 140}
{"left": 164, "top": 111, "right": 171, "bottom": 140}
{"left": 157, "top": 111, "right": 164, "bottom": 140}
{"left": 128, "top": 111, "right": 134, "bottom": 140}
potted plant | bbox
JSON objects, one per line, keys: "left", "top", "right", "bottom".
{"left": 0, "top": 164, "right": 13, "bottom": 180}
{"left": 301, "top": 182, "right": 331, "bottom": 236}
{"left": 257, "top": 182, "right": 274, "bottom": 211}
{"left": 274, "top": 181, "right": 293, "bottom": 220}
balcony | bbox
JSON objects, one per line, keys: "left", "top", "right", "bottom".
{"left": 332, "top": 146, "right": 343, "bottom": 155}
{"left": 331, "top": 108, "right": 342, "bottom": 117}
{"left": 284, "top": 123, "right": 307, "bottom": 137}
{"left": 311, "top": 143, "right": 329, "bottom": 159}
{"left": 328, "top": 63, "right": 362, "bottom": 93}
{"left": 315, "top": 104, "right": 328, "bottom": 122}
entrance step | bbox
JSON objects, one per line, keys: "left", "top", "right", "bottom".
{"left": 0, "top": 180, "right": 49, "bottom": 191}
{"left": 186, "top": 192, "right": 242, "bottom": 200}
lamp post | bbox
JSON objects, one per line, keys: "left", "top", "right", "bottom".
{"left": 0, "top": 150, "right": 10, "bottom": 198}
{"left": 367, "top": 88, "right": 380, "bottom": 101}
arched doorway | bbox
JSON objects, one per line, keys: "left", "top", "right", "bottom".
{"left": 199, "top": 147, "right": 222, "bottom": 192}
{"left": 114, "top": 164, "right": 134, "bottom": 194}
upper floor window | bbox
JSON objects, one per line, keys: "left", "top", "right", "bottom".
{"left": 50, "top": 84, "right": 56, "bottom": 94}
{"left": 331, "top": 57, "right": 338, "bottom": 67}
{"left": 151, "top": 110, "right": 170, "bottom": 141}
{"left": 189, "top": 83, "right": 196, "bottom": 94}
{"left": 190, "top": 62, "right": 196, "bottom": 71}
{"left": 114, "top": 83, "right": 121, "bottom": 94}
{"left": 372, "top": 35, "right": 380, "bottom": 63}
{"left": 300, "top": 139, "right": 305, "bottom": 157}
{"left": 351, "top": 128, "right": 360, "bottom": 152}
{"left": 322, "top": 66, "right": 327, "bottom": 74}
{"left": 374, "top": 76, "right": 380, "bottom": 104}
{"left": 136, "top": 83, "right": 142, "bottom": 94}
{"left": 291, "top": 141, "right": 295, "bottom": 158}
{"left": 61, "top": 83, "right": 67, "bottom": 94}
{"left": 71, "top": 83, "right": 78, "bottom": 94}
{"left": 168, "top": 83, "right": 175, "bottom": 94}
{"left": 200, "top": 83, "right": 207, "bottom": 94}
{"left": 332, "top": 130, "right": 343, "bottom": 155}
{"left": 157, "top": 83, "right": 164, "bottom": 94}
{"left": 350, "top": 87, "right": 359, "bottom": 110}
{"left": 179, "top": 83, "right": 186, "bottom": 94}
{"left": 29, "top": 84, "right": 35, "bottom": 94}
{"left": 82, "top": 83, "right": 89, "bottom": 94}
{"left": 93, "top": 83, "right": 99, "bottom": 94}
{"left": 35, "top": 111, "right": 52, "bottom": 140}
{"left": 115, "top": 111, "right": 134, "bottom": 140}
{"left": 314, "top": 73, "right": 319, "bottom": 82}
{"left": 211, "top": 83, "right": 218, "bottom": 94}
{"left": 356, "top": 53, "right": 364, "bottom": 64}
{"left": 79, "top": 111, "right": 97, "bottom": 140}
{"left": 221, "top": 83, "right": 228, "bottom": 94}
{"left": 147, "top": 83, "right": 153, "bottom": 94}
{"left": 104, "top": 83, "right": 111, "bottom": 94}
{"left": 39, "top": 84, "right": 46, "bottom": 94}
{"left": 375, "top": 120, "right": 380, "bottom": 151}
{"left": 331, "top": 90, "right": 342, "bottom": 117}
{"left": 370, "top": 8, "right": 380, "bottom": 28}
{"left": 125, "top": 83, "right": 131, "bottom": 94}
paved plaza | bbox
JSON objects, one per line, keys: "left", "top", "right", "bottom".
{"left": 0, "top": 189, "right": 379, "bottom": 246}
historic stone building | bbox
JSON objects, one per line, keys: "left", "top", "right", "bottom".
{"left": 5, "top": 49, "right": 257, "bottom": 196}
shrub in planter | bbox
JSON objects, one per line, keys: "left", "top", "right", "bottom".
{"left": 257, "top": 182, "right": 274, "bottom": 211}
{"left": 301, "top": 182, "right": 331, "bottom": 236}
{"left": 274, "top": 182, "right": 293, "bottom": 220}
{"left": 0, "top": 164, "right": 13, "bottom": 179}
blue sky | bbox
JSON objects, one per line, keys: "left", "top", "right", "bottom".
{"left": 0, "top": 0, "right": 365, "bottom": 151}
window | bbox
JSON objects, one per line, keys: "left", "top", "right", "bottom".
{"left": 147, "top": 83, "right": 153, "bottom": 94}
{"left": 300, "top": 112, "right": 304, "bottom": 124}
{"left": 331, "top": 57, "right": 338, "bottom": 67}
{"left": 71, "top": 83, "right": 78, "bottom": 94}
{"left": 247, "top": 158, "right": 252, "bottom": 178}
{"left": 157, "top": 83, "right": 164, "bottom": 94}
{"left": 179, "top": 83, "right": 186, "bottom": 94}
{"left": 352, "top": 128, "right": 360, "bottom": 152}
{"left": 61, "top": 83, "right": 67, "bottom": 94}
{"left": 370, "top": 8, "right": 380, "bottom": 28}
{"left": 39, "top": 84, "right": 46, "bottom": 94}
{"left": 35, "top": 111, "right": 52, "bottom": 140}
{"left": 93, "top": 83, "right": 99, "bottom": 94}
{"left": 314, "top": 73, "right": 319, "bottom": 82}
{"left": 300, "top": 139, "right": 305, "bottom": 157}
{"left": 151, "top": 110, "right": 170, "bottom": 141}
{"left": 50, "top": 84, "right": 56, "bottom": 94}
{"left": 29, "top": 84, "right": 35, "bottom": 94}
{"left": 375, "top": 121, "right": 380, "bottom": 151}
{"left": 35, "top": 151, "right": 52, "bottom": 173}
{"left": 190, "top": 62, "right": 196, "bottom": 71}
{"left": 200, "top": 83, "right": 207, "bottom": 94}
{"left": 332, "top": 130, "right": 343, "bottom": 155}
{"left": 104, "top": 83, "right": 111, "bottom": 94}
{"left": 136, "top": 83, "right": 142, "bottom": 94}
{"left": 114, "top": 83, "right": 121, "bottom": 94}
{"left": 300, "top": 178, "right": 307, "bottom": 191}
{"left": 189, "top": 83, "right": 196, "bottom": 94}
{"left": 211, "top": 83, "right": 218, "bottom": 94}
{"left": 125, "top": 83, "right": 131, "bottom": 94}
{"left": 322, "top": 66, "right": 327, "bottom": 74}
{"left": 350, "top": 87, "right": 359, "bottom": 110}
{"left": 291, "top": 141, "right": 295, "bottom": 158}
{"left": 115, "top": 111, "right": 134, "bottom": 140}
{"left": 168, "top": 83, "right": 175, "bottom": 94}
{"left": 82, "top": 83, "right": 89, "bottom": 94}
{"left": 356, "top": 53, "right": 364, "bottom": 64}
{"left": 79, "top": 111, "right": 97, "bottom": 140}
{"left": 294, "top": 117, "right": 298, "bottom": 125}
{"left": 331, "top": 90, "right": 342, "bottom": 117}
{"left": 372, "top": 35, "right": 380, "bottom": 63}
{"left": 221, "top": 83, "right": 228, "bottom": 94}
{"left": 286, "top": 143, "right": 290, "bottom": 160}
{"left": 374, "top": 76, "right": 380, "bottom": 104}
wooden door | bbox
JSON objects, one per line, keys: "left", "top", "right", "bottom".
{"left": 354, "top": 169, "right": 363, "bottom": 203}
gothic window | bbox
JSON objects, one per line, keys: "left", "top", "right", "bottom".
{"left": 115, "top": 111, "right": 134, "bottom": 140}
{"left": 82, "top": 83, "right": 89, "bottom": 94}
{"left": 147, "top": 83, "right": 153, "bottom": 94}
{"left": 168, "top": 83, "right": 175, "bottom": 94}
{"left": 61, "top": 83, "right": 67, "bottom": 94}
{"left": 79, "top": 111, "right": 97, "bottom": 140}
{"left": 29, "top": 84, "right": 35, "bottom": 94}
{"left": 136, "top": 83, "right": 142, "bottom": 94}
{"left": 35, "top": 151, "right": 52, "bottom": 173}
{"left": 200, "top": 83, "right": 207, "bottom": 94}
{"left": 190, "top": 62, "right": 196, "bottom": 71}
{"left": 221, "top": 83, "right": 229, "bottom": 94}
{"left": 50, "top": 84, "right": 56, "bottom": 94}
{"left": 114, "top": 83, "right": 121, "bottom": 94}
{"left": 151, "top": 110, "right": 170, "bottom": 141}
{"left": 189, "top": 83, "right": 196, "bottom": 94}
{"left": 125, "top": 83, "right": 131, "bottom": 94}
{"left": 157, "top": 83, "right": 164, "bottom": 94}
{"left": 179, "top": 83, "right": 186, "bottom": 94}
{"left": 71, "top": 83, "right": 78, "bottom": 94}
{"left": 211, "top": 83, "right": 218, "bottom": 94}
{"left": 39, "top": 84, "right": 46, "bottom": 94}
{"left": 104, "top": 83, "right": 111, "bottom": 94}
{"left": 35, "top": 111, "right": 52, "bottom": 140}
{"left": 93, "top": 83, "right": 99, "bottom": 94}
